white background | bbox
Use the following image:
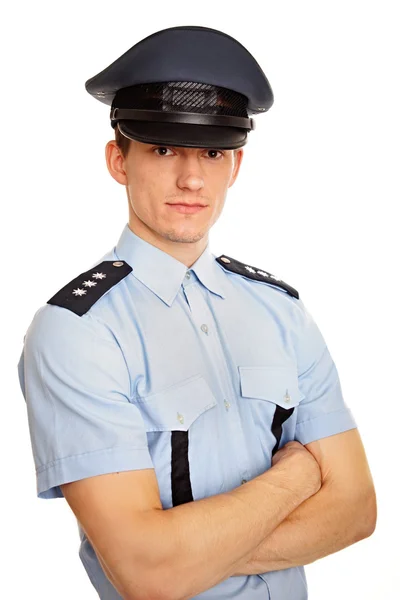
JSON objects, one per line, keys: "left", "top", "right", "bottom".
{"left": 2, "top": 1, "right": 399, "bottom": 598}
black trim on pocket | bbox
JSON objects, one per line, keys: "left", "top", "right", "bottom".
{"left": 171, "top": 431, "right": 193, "bottom": 506}
{"left": 271, "top": 405, "right": 295, "bottom": 456}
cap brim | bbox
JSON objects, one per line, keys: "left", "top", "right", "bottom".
{"left": 117, "top": 120, "right": 247, "bottom": 149}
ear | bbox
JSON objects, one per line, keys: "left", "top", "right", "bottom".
{"left": 228, "top": 148, "right": 244, "bottom": 188}
{"left": 105, "top": 140, "right": 128, "bottom": 186}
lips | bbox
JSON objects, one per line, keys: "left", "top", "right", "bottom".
{"left": 166, "top": 203, "right": 207, "bottom": 214}
{"left": 167, "top": 203, "right": 207, "bottom": 207}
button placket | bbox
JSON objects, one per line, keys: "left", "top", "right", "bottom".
{"left": 207, "top": 314, "right": 252, "bottom": 484}
{"left": 182, "top": 273, "right": 212, "bottom": 337}
{"left": 179, "top": 276, "right": 252, "bottom": 483}
{"left": 181, "top": 270, "right": 196, "bottom": 310}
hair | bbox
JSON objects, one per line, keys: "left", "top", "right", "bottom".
{"left": 115, "top": 125, "right": 132, "bottom": 158}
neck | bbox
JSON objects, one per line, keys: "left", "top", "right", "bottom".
{"left": 127, "top": 215, "right": 209, "bottom": 269}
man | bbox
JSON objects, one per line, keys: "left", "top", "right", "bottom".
{"left": 17, "top": 25, "right": 376, "bottom": 600}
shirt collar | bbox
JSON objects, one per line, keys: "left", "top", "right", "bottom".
{"left": 114, "top": 223, "right": 227, "bottom": 306}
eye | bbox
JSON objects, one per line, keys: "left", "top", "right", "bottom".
{"left": 205, "top": 149, "right": 223, "bottom": 159}
{"left": 154, "top": 147, "right": 174, "bottom": 156}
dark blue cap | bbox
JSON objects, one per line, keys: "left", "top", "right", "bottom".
{"left": 85, "top": 26, "right": 274, "bottom": 149}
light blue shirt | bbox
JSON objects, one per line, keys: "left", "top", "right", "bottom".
{"left": 17, "top": 222, "right": 357, "bottom": 600}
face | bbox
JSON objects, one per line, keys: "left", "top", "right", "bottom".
{"left": 106, "top": 137, "right": 243, "bottom": 249}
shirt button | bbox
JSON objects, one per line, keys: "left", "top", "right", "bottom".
{"left": 185, "top": 271, "right": 191, "bottom": 279}
{"left": 241, "top": 479, "right": 247, "bottom": 485}
{"left": 201, "top": 324, "right": 209, "bottom": 334}
{"left": 224, "top": 399, "right": 231, "bottom": 411}
{"left": 284, "top": 389, "right": 291, "bottom": 403}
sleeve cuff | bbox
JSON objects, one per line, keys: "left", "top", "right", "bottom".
{"left": 295, "top": 408, "right": 358, "bottom": 445}
{"left": 37, "top": 445, "right": 154, "bottom": 499}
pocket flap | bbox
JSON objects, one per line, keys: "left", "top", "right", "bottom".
{"left": 138, "top": 374, "right": 217, "bottom": 432}
{"left": 239, "top": 366, "right": 304, "bottom": 409}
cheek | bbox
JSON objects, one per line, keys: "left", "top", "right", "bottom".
{"left": 209, "top": 163, "right": 234, "bottom": 189}
{"left": 209, "top": 171, "right": 232, "bottom": 202}
{"left": 128, "top": 163, "right": 159, "bottom": 199}
{"left": 127, "top": 169, "right": 170, "bottom": 221}
{"left": 139, "top": 164, "right": 174, "bottom": 195}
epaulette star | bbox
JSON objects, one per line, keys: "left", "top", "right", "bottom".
{"left": 47, "top": 260, "right": 132, "bottom": 316}
{"left": 216, "top": 255, "right": 299, "bottom": 299}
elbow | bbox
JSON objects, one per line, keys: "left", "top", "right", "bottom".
{"left": 112, "top": 559, "right": 178, "bottom": 600}
{"left": 363, "top": 505, "right": 377, "bottom": 539}
{"left": 127, "top": 560, "right": 190, "bottom": 600}
{"left": 123, "top": 587, "right": 170, "bottom": 600}
{"left": 100, "top": 511, "right": 185, "bottom": 600}
{"left": 117, "top": 548, "right": 183, "bottom": 600}
{"left": 116, "top": 569, "right": 173, "bottom": 600}
{"left": 122, "top": 574, "right": 181, "bottom": 600}
{"left": 138, "top": 565, "right": 187, "bottom": 600}
{"left": 355, "top": 486, "right": 377, "bottom": 541}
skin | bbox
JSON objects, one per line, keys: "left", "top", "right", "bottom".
{"left": 105, "top": 137, "right": 244, "bottom": 268}
{"left": 95, "top": 132, "right": 377, "bottom": 598}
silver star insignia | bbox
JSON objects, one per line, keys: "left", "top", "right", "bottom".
{"left": 257, "top": 269, "right": 280, "bottom": 281}
{"left": 245, "top": 266, "right": 256, "bottom": 273}
{"left": 82, "top": 280, "right": 97, "bottom": 287}
{"left": 72, "top": 288, "right": 87, "bottom": 297}
{"left": 92, "top": 272, "right": 106, "bottom": 280}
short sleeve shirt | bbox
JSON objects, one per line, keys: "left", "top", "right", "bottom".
{"left": 17, "top": 222, "right": 357, "bottom": 600}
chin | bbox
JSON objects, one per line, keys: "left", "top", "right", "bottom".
{"left": 162, "top": 228, "right": 207, "bottom": 244}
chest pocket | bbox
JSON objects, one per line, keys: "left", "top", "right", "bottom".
{"left": 239, "top": 366, "right": 304, "bottom": 456}
{"left": 137, "top": 374, "right": 217, "bottom": 507}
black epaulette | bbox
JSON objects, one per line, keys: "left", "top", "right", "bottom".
{"left": 47, "top": 260, "right": 133, "bottom": 316}
{"left": 215, "top": 254, "right": 299, "bottom": 299}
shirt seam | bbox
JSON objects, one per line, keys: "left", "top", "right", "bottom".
{"left": 297, "top": 343, "right": 329, "bottom": 379}
{"left": 38, "top": 350, "right": 58, "bottom": 462}
{"left": 85, "top": 311, "right": 136, "bottom": 400}
{"left": 296, "top": 407, "right": 351, "bottom": 426}
{"left": 36, "top": 444, "right": 150, "bottom": 473}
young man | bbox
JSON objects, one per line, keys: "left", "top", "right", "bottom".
{"left": 17, "top": 26, "right": 376, "bottom": 600}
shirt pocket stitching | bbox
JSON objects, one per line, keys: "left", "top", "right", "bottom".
{"left": 238, "top": 365, "right": 305, "bottom": 409}
{"left": 136, "top": 374, "right": 217, "bottom": 432}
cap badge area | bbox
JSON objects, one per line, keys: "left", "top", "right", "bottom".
{"left": 47, "top": 260, "right": 132, "bottom": 316}
{"left": 215, "top": 255, "right": 299, "bottom": 299}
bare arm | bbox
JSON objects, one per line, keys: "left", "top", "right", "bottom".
{"left": 231, "top": 430, "right": 377, "bottom": 575}
{"left": 61, "top": 446, "right": 320, "bottom": 600}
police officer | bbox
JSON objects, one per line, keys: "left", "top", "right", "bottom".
{"left": 17, "top": 25, "right": 375, "bottom": 600}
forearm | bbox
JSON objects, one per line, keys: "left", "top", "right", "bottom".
{"left": 140, "top": 467, "right": 310, "bottom": 600}
{"left": 232, "top": 481, "right": 373, "bottom": 576}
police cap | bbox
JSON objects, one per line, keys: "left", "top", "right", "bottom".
{"left": 85, "top": 25, "right": 274, "bottom": 149}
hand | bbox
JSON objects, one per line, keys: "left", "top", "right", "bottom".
{"left": 271, "top": 441, "right": 322, "bottom": 499}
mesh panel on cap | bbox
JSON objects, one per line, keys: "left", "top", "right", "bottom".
{"left": 112, "top": 81, "right": 249, "bottom": 117}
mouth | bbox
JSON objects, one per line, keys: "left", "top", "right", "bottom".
{"left": 166, "top": 203, "right": 208, "bottom": 214}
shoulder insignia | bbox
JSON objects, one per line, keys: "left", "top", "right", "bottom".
{"left": 215, "top": 255, "right": 299, "bottom": 299}
{"left": 47, "top": 260, "right": 133, "bottom": 316}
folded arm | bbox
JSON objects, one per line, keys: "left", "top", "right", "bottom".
{"left": 232, "top": 429, "right": 377, "bottom": 575}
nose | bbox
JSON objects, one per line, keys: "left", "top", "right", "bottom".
{"left": 176, "top": 154, "right": 205, "bottom": 192}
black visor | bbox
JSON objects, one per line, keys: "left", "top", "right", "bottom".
{"left": 111, "top": 81, "right": 253, "bottom": 149}
{"left": 117, "top": 120, "right": 248, "bottom": 149}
